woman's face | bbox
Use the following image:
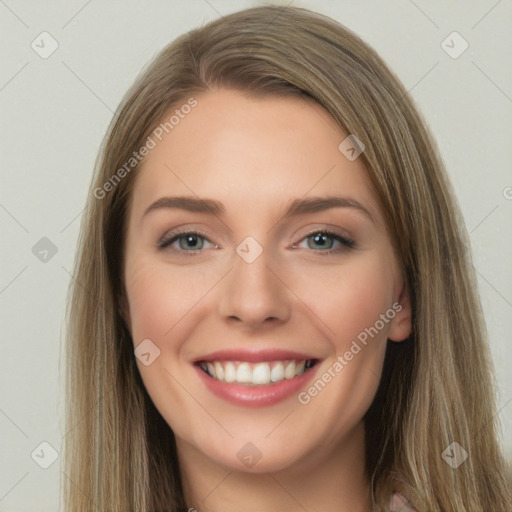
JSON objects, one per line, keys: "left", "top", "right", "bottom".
{"left": 122, "top": 88, "right": 411, "bottom": 474}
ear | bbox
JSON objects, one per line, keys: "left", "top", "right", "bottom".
{"left": 387, "top": 280, "right": 412, "bottom": 342}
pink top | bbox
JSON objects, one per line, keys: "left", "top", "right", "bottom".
{"left": 388, "top": 492, "right": 417, "bottom": 511}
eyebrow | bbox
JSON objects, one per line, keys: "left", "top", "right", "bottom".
{"left": 143, "top": 195, "right": 375, "bottom": 223}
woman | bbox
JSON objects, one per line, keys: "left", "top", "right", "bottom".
{"left": 63, "top": 5, "right": 512, "bottom": 511}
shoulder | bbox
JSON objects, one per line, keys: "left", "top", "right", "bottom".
{"left": 387, "top": 491, "right": 417, "bottom": 511}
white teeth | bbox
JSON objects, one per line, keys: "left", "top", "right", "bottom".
{"left": 252, "top": 362, "right": 271, "bottom": 384}
{"left": 214, "top": 362, "right": 224, "bottom": 381}
{"left": 295, "top": 360, "right": 305, "bottom": 376}
{"left": 284, "top": 361, "right": 296, "bottom": 380}
{"left": 236, "top": 363, "right": 252, "bottom": 383}
{"left": 200, "top": 359, "right": 314, "bottom": 385}
{"left": 206, "top": 362, "right": 216, "bottom": 378}
{"left": 270, "top": 362, "right": 285, "bottom": 382}
{"left": 224, "top": 362, "right": 236, "bottom": 383}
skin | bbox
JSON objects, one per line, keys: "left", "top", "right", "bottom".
{"left": 122, "top": 88, "right": 411, "bottom": 512}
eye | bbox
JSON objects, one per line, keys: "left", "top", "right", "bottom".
{"left": 158, "top": 230, "right": 216, "bottom": 255}
{"left": 157, "top": 228, "right": 355, "bottom": 257}
{"left": 296, "top": 230, "right": 355, "bottom": 255}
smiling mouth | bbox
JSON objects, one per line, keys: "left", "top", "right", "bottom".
{"left": 197, "top": 359, "right": 318, "bottom": 386}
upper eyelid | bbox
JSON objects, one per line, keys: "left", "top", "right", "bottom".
{"left": 158, "top": 226, "right": 214, "bottom": 245}
{"left": 295, "top": 230, "right": 354, "bottom": 249}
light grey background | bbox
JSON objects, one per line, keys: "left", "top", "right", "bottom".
{"left": 1, "top": 1, "right": 511, "bottom": 510}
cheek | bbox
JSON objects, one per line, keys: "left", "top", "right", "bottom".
{"left": 125, "top": 263, "right": 170, "bottom": 343}
{"left": 125, "top": 258, "right": 211, "bottom": 344}
{"left": 126, "top": 249, "right": 395, "bottom": 355}
{"left": 292, "top": 256, "right": 395, "bottom": 432}
{"left": 124, "top": 259, "right": 212, "bottom": 434}
{"left": 291, "top": 254, "right": 395, "bottom": 350}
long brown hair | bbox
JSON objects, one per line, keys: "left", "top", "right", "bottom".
{"left": 63, "top": 6, "right": 512, "bottom": 511}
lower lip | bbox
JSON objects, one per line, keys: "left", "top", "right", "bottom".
{"left": 194, "top": 364, "right": 319, "bottom": 407}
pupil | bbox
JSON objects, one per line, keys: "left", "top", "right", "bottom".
{"left": 309, "top": 233, "right": 334, "bottom": 250}
{"left": 314, "top": 234, "right": 326, "bottom": 246}
{"left": 187, "top": 235, "right": 199, "bottom": 247}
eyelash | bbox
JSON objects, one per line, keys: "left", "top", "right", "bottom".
{"left": 157, "top": 229, "right": 355, "bottom": 257}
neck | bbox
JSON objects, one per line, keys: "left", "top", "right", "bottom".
{"left": 178, "top": 422, "right": 370, "bottom": 512}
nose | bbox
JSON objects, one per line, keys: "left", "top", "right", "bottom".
{"left": 217, "top": 246, "right": 291, "bottom": 329}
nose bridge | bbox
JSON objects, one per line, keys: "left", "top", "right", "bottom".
{"left": 218, "top": 236, "right": 290, "bottom": 325}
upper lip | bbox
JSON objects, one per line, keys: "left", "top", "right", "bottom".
{"left": 193, "top": 349, "right": 319, "bottom": 364}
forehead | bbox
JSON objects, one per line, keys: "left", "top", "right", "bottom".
{"left": 130, "top": 89, "right": 380, "bottom": 222}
